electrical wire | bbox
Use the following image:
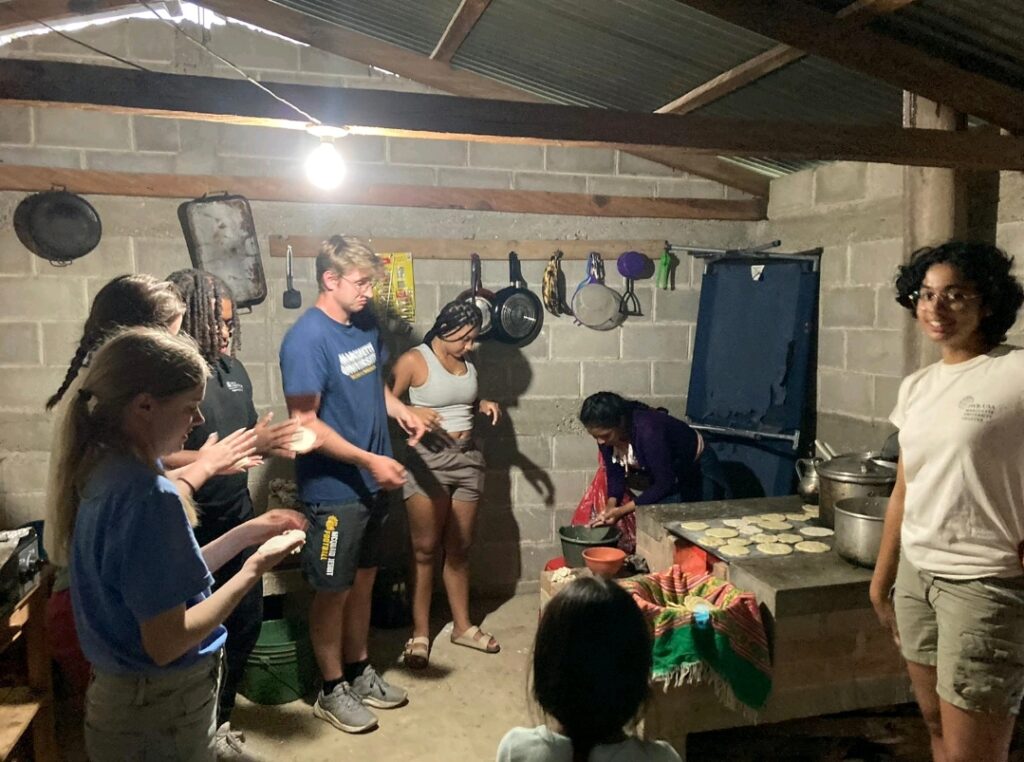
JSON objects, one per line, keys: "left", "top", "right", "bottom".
{"left": 135, "top": 0, "right": 322, "bottom": 125}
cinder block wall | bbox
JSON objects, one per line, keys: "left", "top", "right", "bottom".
{"left": 0, "top": 17, "right": 755, "bottom": 593}
{"left": 763, "top": 162, "right": 1024, "bottom": 452}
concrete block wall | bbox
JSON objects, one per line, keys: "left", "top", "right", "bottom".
{"left": 0, "top": 17, "right": 756, "bottom": 594}
{"left": 764, "top": 161, "right": 1024, "bottom": 452}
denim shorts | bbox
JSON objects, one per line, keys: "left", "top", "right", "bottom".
{"left": 301, "top": 493, "right": 388, "bottom": 592}
{"left": 894, "top": 554, "right": 1024, "bottom": 715}
{"left": 85, "top": 653, "right": 220, "bottom": 761}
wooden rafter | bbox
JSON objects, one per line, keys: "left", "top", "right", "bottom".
{"left": 193, "top": 0, "right": 770, "bottom": 196}
{"left": 656, "top": 0, "right": 920, "bottom": 116}
{"left": 0, "top": 164, "right": 766, "bottom": 220}
{"left": 669, "top": 0, "right": 1024, "bottom": 133}
{"left": 3, "top": 60, "right": 1024, "bottom": 170}
{"left": 430, "top": 0, "right": 492, "bottom": 63}
{"left": 0, "top": 0, "right": 135, "bottom": 33}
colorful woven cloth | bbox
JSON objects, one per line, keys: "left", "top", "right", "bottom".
{"left": 622, "top": 565, "right": 772, "bottom": 711}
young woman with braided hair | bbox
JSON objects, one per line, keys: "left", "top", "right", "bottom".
{"left": 44, "top": 274, "right": 259, "bottom": 704}
{"left": 166, "top": 269, "right": 300, "bottom": 758}
{"left": 390, "top": 300, "right": 503, "bottom": 668}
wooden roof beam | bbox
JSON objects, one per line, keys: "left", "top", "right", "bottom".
{"left": 669, "top": 0, "right": 1024, "bottom": 132}
{"left": 656, "top": 0, "right": 920, "bottom": 115}
{"left": 3, "top": 60, "right": 1024, "bottom": 170}
{"left": 430, "top": 0, "right": 492, "bottom": 63}
{"left": 0, "top": 0, "right": 137, "bottom": 33}
{"left": 194, "top": 0, "right": 770, "bottom": 196}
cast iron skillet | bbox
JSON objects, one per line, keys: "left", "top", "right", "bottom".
{"left": 490, "top": 251, "right": 544, "bottom": 347}
{"left": 456, "top": 253, "right": 496, "bottom": 339}
{"left": 14, "top": 190, "right": 101, "bottom": 266}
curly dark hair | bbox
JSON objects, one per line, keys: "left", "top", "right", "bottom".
{"left": 894, "top": 241, "right": 1023, "bottom": 348}
{"left": 532, "top": 577, "right": 651, "bottom": 761}
{"left": 46, "top": 274, "right": 185, "bottom": 410}
{"left": 166, "top": 269, "right": 241, "bottom": 365}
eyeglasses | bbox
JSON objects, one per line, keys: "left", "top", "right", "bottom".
{"left": 910, "top": 288, "right": 982, "bottom": 311}
{"left": 340, "top": 275, "right": 376, "bottom": 293}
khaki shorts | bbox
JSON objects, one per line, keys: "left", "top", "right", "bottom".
{"left": 403, "top": 435, "right": 485, "bottom": 503}
{"left": 894, "top": 554, "right": 1024, "bottom": 715}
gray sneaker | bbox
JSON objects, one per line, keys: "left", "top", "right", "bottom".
{"left": 313, "top": 683, "right": 379, "bottom": 733}
{"left": 350, "top": 665, "right": 408, "bottom": 709}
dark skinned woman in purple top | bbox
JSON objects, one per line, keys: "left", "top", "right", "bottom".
{"left": 581, "top": 392, "right": 705, "bottom": 527}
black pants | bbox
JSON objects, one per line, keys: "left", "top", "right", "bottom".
{"left": 212, "top": 546, "right": 263, "bottom": 726}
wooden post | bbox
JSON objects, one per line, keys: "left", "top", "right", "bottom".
{"left": 901, "top": 94, "right": 1000, "bottom": 373}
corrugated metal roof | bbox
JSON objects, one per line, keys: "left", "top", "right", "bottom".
{"left": 870, "top": 0, "right": 1024, "bottom": 89}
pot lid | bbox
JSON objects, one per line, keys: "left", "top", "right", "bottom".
{"left": 816, "top": 452, "right": 898, "bottom": 484}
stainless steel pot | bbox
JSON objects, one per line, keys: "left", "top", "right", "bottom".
{"left": 834, "top": 496, "right": 889, "bottom": 568}
{"left": 815, "top": 452, "right": 896, "bottom": 528}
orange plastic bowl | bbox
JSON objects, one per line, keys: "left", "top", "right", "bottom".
{"left": 582, "top": 547, "right": 627, "bottom": 578}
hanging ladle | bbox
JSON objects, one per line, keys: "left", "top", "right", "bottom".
{"left": 283, "top": 244, "right": 302, "bottom": 309}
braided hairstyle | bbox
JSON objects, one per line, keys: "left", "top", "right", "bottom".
{"left": 166, "top": 269, "right": 241, "bottom": 365}
{"left": 424, "top": 299, "right": 482, "bottom": 345}
{"left": 46, "top": 274, "right": 185, "bottom": 410}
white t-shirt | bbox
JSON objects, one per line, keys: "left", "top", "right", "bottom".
{"left": 891, "top": 345, "right": 1024, "bottom": 579}
{"left": 496, "top": 726, "right": 681, "bottom": 762}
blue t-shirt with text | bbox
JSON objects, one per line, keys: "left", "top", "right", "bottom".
{"left": 70, "top": 453, "right": 226, "bottom": 675}
{"left": 279, "top": 306, "right": 392, "bottom": 504}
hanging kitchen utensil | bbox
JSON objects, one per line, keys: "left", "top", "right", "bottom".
{"left": 283, "top": 244, "right": 302, "bottom": 309}
{"left": 14, "top": 189, "right": 101, "bottom": 266}
{"left": 541, "top": 250, "right": 572, "bottom": 317}
{"left": 177, "top": 193, "right": 267, "bottom": 310}
{"left": 616, "top": 250, "right": 651, "bottom": 318}
{"left": 456, "top": 253, "right": 496, "bottom": 339}
{"left": 572, "top": 252, "right": 624, "bottom": 331}
{"left": 656, "top": 242, "right": 673, "bottom": 290}
{"left": 490, "top": 251, "right": 544, "bottom": 347}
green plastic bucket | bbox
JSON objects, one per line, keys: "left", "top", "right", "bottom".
{"left": 558, "top": 525, "right": 621, "bottom": 568}
{"left": 238, "top": 618, "right": 317, "bottom": 705}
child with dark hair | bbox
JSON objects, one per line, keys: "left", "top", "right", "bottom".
{"left": 579, "top": 391, "right": 710, "bottom": 527}
{"left": 497, "top": 576, "right": 680, "bottom": 762}
{"left": 166, "top": 268, "right": 301, "bottom": 758}
{"left": 390, "top": 300, "right": 502, "bottom": 668}
{"left": 871, "top": 242, "right": 1024, "bottom": 762}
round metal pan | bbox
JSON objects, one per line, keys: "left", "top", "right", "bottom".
{"left": 490, "top": 251, "right": 544, "bottom": 347}
{"left": 14, "top": 190, "right": 101, "bottom": 266}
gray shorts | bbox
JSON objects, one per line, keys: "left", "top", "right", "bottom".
{"left": 85, "top": 654, "right": 220, "bottom": 761}
{"left": 301, "top": 493, "right": 388, "bottom": 592}
{"left": 402, "top": 435, "right": 486, "bottom": 503}
{"left": 894, "top": 554, "right": 1024, "bottom": 715}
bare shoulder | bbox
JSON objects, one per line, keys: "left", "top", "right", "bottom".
{"left": 395, "top": 345, "right": 429, "bottom": 386}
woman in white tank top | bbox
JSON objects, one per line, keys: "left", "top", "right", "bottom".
{"left": 390, "top": 301, "right": 502, "bottom": 668}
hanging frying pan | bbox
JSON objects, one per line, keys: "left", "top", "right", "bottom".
{"left": 491, "top": 251, "right": 544, "bottom": 347}
{"left": 14, "top": 189, "right": 101, "bottom": 266}
{"left": 456, "top": 253, "right": 495, "bottom": 338}
{"left": 572, "top": 252, "right": 624, "bottom": 331}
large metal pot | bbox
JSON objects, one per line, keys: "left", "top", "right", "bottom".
{"left": 834, "top": 496, "right": 889, "bottom": 568}
{"left": 815, "top": 452, "right": 896, "bottom": 528}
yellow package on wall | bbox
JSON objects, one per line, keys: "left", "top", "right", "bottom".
{"left": 373, "top": 252, "right": 415, "bottom": 322}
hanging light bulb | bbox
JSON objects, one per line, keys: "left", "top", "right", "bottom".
{"left": 304, "top": 125, "right": 349, "bottom": 190}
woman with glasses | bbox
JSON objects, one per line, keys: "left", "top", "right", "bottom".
{"left": 166, "top": 269, "right": 303, "bottom": 758}
{"left": 389, "top": 300, "right": 503, "bottom": 668}
{"left": 869, "top": 242, "right": 1024, "bottom": 762}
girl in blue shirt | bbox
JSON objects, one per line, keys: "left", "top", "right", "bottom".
{"left": 48, "top": 328, "right": 306, "bottom": 761}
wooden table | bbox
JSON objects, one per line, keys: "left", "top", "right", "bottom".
{"left": 0, "top": 578, "right": 57, "bottom": 761}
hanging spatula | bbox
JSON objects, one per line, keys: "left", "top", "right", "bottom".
{"left": 283, "top": 244, "right": 302, "bottom": 309}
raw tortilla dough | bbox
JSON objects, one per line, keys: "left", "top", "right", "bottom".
{"left": 737, "top": 524, "right": 763, "bottom": 536}
{"left": 800, "top": 526, "right": 834, "bottom": 538}
{"left": 717, "top": 544, "right": 750, "bottom": 558}
{"left": 758, "top": 520, "right": 793, "bottom": 531}
{"left": 749, "top": 533, "right": 778, "bottom": 545}
{"left": 289, "top": 425, "right": 317, "bottom": 454}
{"left": 775, "top": 533, "right": 803, "bottom": 544}
{"left": 785, "top": 513, "right": 810, "bottom": 522}
{"left": 802, "top": 506, "right": 820, "bottom": 518}
{"left": 705, "top": 527, "right": 739, "bottom": 539}
{"left": 757, "top": 542, "right": 793, "bottom": 556}
{"left": 722, "top": 518, "right": 753, "bottom": 527}
{"left": 757, "top": 513, "right": 787, "bottom": 522}
{"left": 795, "top": 541, "right": 830, "bottom": 554}
{"left": 725, "top": 536, "right": 753, "bottom": 547}
{"left": 679, "top": 521, "right": 710, "bottom": 531}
